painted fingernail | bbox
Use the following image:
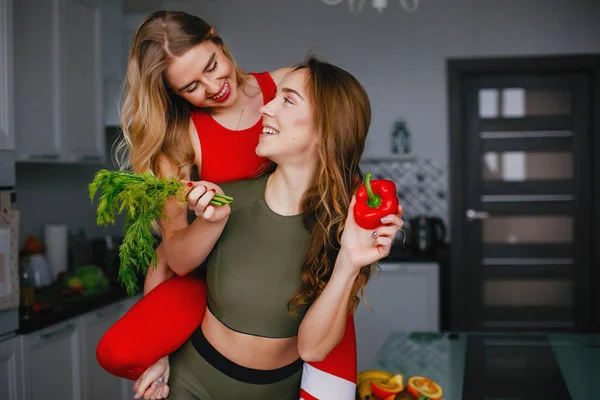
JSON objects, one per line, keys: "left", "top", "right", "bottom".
{"left": 210, "top": 188, "right": 216, "bottom": 192}
{"left": 380, "top": 216, "right": 388, "bottom": 223}
{"left": 186, "top": 182, "right": 193, "bottom": 188}
{"left": 371, "top": 231, "right": 378, "bottom": 238}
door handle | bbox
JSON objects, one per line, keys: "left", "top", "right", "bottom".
{"left": 466, "top": 209, "right": 490, "bottom": 221}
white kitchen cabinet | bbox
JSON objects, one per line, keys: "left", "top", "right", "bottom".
{"left": 13, "top": 0, "right": 60, "bottom": 160}
{"left": 354, "top": 262, "right": 440, "bottom": 370}
{"left": 20, "top": 320, "right": 82, "bottom": 400}
{"left": 118, "top": 294, "right": 141, "bottom": 313}
{"left": 13, "top": 0, "right": 104, "bottom": 164}
{"left": 63, "top": 0, "right": 104, "bottom": 162}
{"left": 79, "top": 298, "right": 139, "bottom": 400}
{"left": 0, "top": 0, "right": 14, "bottom": 151}
{"left": 0, "top": 335, "right": 23, "bottom": 400}
{"left": 16, "top": 296, "right": 141, "bottom": 400}
{"left": 101, "top": 0, "right": 124, "bottom": 126}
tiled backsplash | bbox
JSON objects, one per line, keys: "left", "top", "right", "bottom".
{"left": 360, "top": 158, "right": 449, "bottom": 231}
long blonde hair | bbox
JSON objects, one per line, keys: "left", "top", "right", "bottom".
{"left": 288, "top": 56, "right": 372, "bottom": 314}
{"left": 115, "top": 11, "right": 247, "bottom": 178}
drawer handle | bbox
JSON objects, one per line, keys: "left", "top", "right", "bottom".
{"left": 378, "top": 263, "right": 407, "bottom": 272}
{"left": 96, "top": 303, "right": 125, "bottom": 318}
{"left": 76, "top": 155, "right": 102, "bottom": 162}
{"left": 26, "top": 154, "right": 60, "bottom": 160}
{"left": 40, "top": 323, "right": 75, "bottom": 340}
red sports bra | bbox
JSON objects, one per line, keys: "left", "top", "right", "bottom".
{"left": 191, "top": 72, "right": 276, "bottom": 184}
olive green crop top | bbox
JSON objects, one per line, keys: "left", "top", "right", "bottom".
{"left": 206, "top": 174, "right": 310, "bottom": 338}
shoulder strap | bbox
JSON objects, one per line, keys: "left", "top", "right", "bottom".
{"left": 190, "top": 108, "right": 216, "bottom": 141}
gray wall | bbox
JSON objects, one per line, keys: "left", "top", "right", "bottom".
{"left": 15, "top": 0, "right": 600, "bottom": 243}
{"left": 165, "top": 0, "right": 600, "bottom": 165}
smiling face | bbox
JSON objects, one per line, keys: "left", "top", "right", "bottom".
{"left": 256, "top": 69, "right": 318, "bottom": 166}
{"left": 164, "top": 41, "right": 239, "bottom": 108}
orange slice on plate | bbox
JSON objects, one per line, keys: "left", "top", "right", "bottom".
{"left": 370, "top": 374, "right": 404, "bottom": 399}
{"left": 407, "top": 376, "right": 443, "bottom": 400}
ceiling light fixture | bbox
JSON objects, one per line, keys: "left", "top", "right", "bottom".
{"left": 320, "top": 0, "right": 424, "bottom": 13}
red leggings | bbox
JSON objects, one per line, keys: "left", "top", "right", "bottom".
{"left": 96, "top": 275, "right": 357, "bottom": 388}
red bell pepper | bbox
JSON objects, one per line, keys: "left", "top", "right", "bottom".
{"left": 353, "top": 173, "right": 399, "bottom": 229}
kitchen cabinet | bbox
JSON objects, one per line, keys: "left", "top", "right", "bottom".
{"left": 0, "top": 0, "right": 14, "bottom": 151}
{"left": 18, "top": 295, "right": 140, "bottom": 400}
{"left": 354, "top": 262, "right": 440, "bottom": 370}
{"left": 101, "top": 0, "right": 124, "bottom": 126}
{"left": 20, "top": 320, "right": 82, "bottom": 400}
{"left": 79, "top": 298, "right": 137, "bottom": 400}
{"left": 13, "top": 0, "right": 104, "bottom": 164}
{"left": 0, "top": 335, "right": 23, "bottom": 400}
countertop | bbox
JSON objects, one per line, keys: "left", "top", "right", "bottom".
{"left": 385, "top": 243, "right": 450, "bottom": 263}
{"left": 17, "top": 282, "right": 131, "bottom": 335}
{"left": 370, "top": 331, "right": 599, "bottom": 400}
{"left": 16, "top": 244, "right": 449, "bottom": 335}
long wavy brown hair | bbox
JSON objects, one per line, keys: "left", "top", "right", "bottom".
{"left": 288, "top": 56, "right": 373, "bottom": 314}
{"left": 115, "top": 11, "right": 248, "bottom": 179}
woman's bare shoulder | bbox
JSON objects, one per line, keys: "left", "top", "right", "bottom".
{"left": 155, "top": 152, "right": 178, "bottom": 178}
{"left": 153, "top": 119, "right": 200, "bottom": 179}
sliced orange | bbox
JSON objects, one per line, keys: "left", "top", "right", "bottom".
{"left": 406, "top": 376, "right": 443, "bottom": 400}
{"left": 370, "top": 374, "right": 404, "bottom": 399}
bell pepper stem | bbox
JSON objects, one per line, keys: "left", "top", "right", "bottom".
{"left": 364, "top": 173, "right": 382, "bottom": 208}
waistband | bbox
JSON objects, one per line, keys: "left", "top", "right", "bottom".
{"left": 190, "top": 327, "right": 303, "bottom": 385}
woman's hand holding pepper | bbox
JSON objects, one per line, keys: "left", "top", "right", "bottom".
{"left": 296, "top": 196, "right": 404, "bottom": 361}
{"left": 339, "top": 195, "right": 404, "bottom": 272}
{"left": 183, "top": 180, "right": 231, "bottom": 223}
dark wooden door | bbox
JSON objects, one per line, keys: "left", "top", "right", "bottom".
{"left": 448, "top": 56, "right": 600, "bottom": 332}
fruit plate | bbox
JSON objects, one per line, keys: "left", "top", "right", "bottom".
{"left": 356, "top": 371, "right": 444, "bottom": 400}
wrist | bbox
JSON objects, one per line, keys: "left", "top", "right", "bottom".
{"left": 334, "top": 249, "right": 361, "bottom": 281}
{"left": 192, "top": 213, "right": 229, "bottom": 226}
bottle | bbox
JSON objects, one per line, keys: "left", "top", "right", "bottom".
{"left": 392, "top": 119, "right": 411, "bottom": 154}
{"left": 19, "top": 262, "right": 35, "bottom": 320}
